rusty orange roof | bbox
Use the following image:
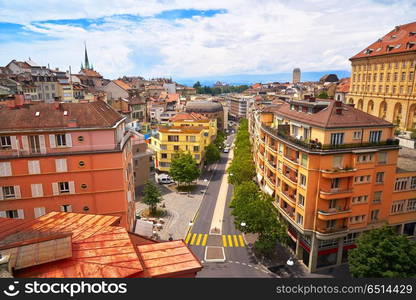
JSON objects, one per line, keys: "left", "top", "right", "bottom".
{"left": 137, "top": 240, "right": 202, "bottom": 278}
{"left": 0, "top": 212, "right": 202, "bottom": 278}
{"left": 80, "top": 69, "right": 103, "bottom": 78}
{"left": 351, "top": 21, "right": 416, "bottom": 60}
{"left": 336, "top": 78, "right": 350, "bottom": 93}
{"left": 113, "top": 79, "right": 132, "bottom": 91}
{"left": 170, "top": 112, "right": 208, "bottom": 122}
{"left": 158, "top": 126, "right": 204, "bottom": 134}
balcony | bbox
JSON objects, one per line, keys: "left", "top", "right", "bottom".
{"left": 316, "top": 226, "right": 348, "bottom": 235}
{"left": 317, "top": 208, "right": 352, "bottom": 221}
{"left": 321, "top": 168, "right": 356, "bottom": 179}
{"left": 266, "top": 144, "right": 277, "bottom": 153}
{"left": 320, "top": 188, "right": 353, "bottom": 200}
{"left": 265, "top": 175, "right": 276, "bottom": 187}
{"left": 280, "top": 205, "right": 295, "bottom": 218}
{"left": 265, "top": 158, "right": 277, "bottom": 170}
{"left": 261, "top": 125, "right": 399, "bottom": 153}
{"left": 281, "top": 190, "right": 297, "bottom": 204}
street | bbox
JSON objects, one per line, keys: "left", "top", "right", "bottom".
{"left": 185, "top": 133, "right": 275, "bottom": 278}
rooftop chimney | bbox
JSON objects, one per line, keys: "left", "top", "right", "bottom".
{"left": 336, "top": 108, "right": 343, "bottom": 115}
{"left": 335, "top": 100, "right": 342, "bottom": 107}
{"left": 309, "top": 97, "right": 316, "bottom": 102}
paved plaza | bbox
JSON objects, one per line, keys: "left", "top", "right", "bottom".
{"left": 135, "top": 168, "right": 215, "bottom": 241}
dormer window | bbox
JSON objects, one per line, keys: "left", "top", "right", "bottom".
{"left": 364, "top": 48, "right": 373, "bottom": 55}
{"left": 386, "top": 45, "right": 394, "bottom": 52}
{"left": 407, "top": 42, "right": 415, "bottom": 49}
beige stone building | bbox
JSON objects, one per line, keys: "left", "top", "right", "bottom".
{"left": 347, "top": 22, "right": 416, "bottom": 130}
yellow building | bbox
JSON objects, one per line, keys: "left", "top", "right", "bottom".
{"left": 347, "top": 22, "right": 416, "bottom": 130}
{"left": 249, "top": 97, "right": 416, "bottom": 272}
{"left": 150, "top": 112, "right": 217, "bottom": 172}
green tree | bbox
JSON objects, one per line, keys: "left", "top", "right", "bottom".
{"left": 227, "top": 118, "right": 255, "bottom": 185}
{"left": 193, "top": 81, "right": 201, "bottom": 88}
{"left": 205, "top": 143, "right": 220, "bottom": 165}
{"left": 169, "top": 151, "right": 201, "bottom": 186}
{"left": 142, "top": 180, "right": 162, "bottom": 216}
{"left": 214, "top": 130, "right": 226, "bottom": 150}
{"left": 230, "top": 182, "right": 287, "bottom": 254}
{"left": 348, "top": 226, "right": 416, "bottom": 278}
{"left": 317, "top": 91, "right": 328, "bottom": 99}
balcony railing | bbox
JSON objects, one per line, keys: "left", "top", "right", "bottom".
{"left": 283, "top": 172, "right": 298, "bottom": 185}
{"left": 317, "top": 226, "right": 348, "bottom": 234}
{"left": 282, "top": 191, "right": 297, "bottom": 203}
{"left": 261, "top": 125, "right": 399, "bottom": 152}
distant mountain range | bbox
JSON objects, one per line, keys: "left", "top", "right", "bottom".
{"left": 176, "top": 70, "right": 350, "bottom": 87}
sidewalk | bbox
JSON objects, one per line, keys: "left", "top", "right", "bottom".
{"left": 135, "top": 169, "right": 213, "bottom": 241}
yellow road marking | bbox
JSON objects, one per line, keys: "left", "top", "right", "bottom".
{"left": 238, "top": 235, "right": 245, "bottom": 247}
{"left": 233, "top": 235, "right": 239, "bottom": 247}
{"left": 196, "top": 233, "right": 202, "bottom": 246}
{"left": 190, "top": 233, "right": 197, "bottom": 245}
{"left": 185, "top": 232, "right": 192, "bottom": 244}
{"left": 202, "top": 234, "right": 208, "bottom": 246}
{"left": 222, "top": 235, "right": 227, "bottom": 247}
{"left": 228, "top": 235, "right": 233, "bottom": 247}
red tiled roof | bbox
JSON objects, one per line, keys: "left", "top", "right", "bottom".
{"left": 351, "top": 21, "right": 416, "bottom": 59}
{"left": 170, "top": 112, "right": 208, "bottom": 122}
{"left": 0, "top": 212, "right": 202, "bottom": 278}
{"left": 0, "top": 101, "right": 123, "bottom": 131}
{"left": 80, "top": 69, "right": 103, "bottom": 78}
{"left": 113, "top": 80, "right": 132, "bottom": 91}
{"left": 264, "top": 100, "right": 392, "bottom": 129}
{"left": 336, "top": 78, "right": 350, "bottom": 93}
{"left": 136, "top": 240, "right": 202, "bottom": 278}
{"left": 167, "top": 93, "right": 180, "bottom": 102}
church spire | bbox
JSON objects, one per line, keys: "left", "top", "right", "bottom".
{"left": 84, "top": 42, "right": 90, "bottom": 70}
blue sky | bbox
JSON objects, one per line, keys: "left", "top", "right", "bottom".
{"left": 0, "top": 0, "right": 415, "bottom": 81}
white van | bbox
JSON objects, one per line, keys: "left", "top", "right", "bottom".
{"left": 156, "top": 174, "right": 174, "bottom": 184}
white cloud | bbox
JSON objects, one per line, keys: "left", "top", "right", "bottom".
{"left": 0, "top": 0, "right": 415, "bottom": 79}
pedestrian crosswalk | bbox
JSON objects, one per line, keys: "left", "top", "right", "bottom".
{"left": 185, "top": 232, "right": 245, "bottom": 247}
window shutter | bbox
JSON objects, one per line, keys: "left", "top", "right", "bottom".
{"left": 37, "top": 184, "right": 43, "bottom": 197}
{"left": 28, "top": 160, "right": 40, "bottom": 174}
{"left": 0, "top": 162, "right": 12, "bottom": 177}
{"left": 17, "top": 209, "right": 24, "bottom": 219}
{"left": 0, "top": 211, "right": 5, "bottom": 218}
{"left": 65, "top": 134, "right": 72, "bottom": 147}
{"left": 55, "top": 159, "right": 67, "bottom": 172}
{"left": 69, "top": 181, "right": 75, "bottom": 194}
{"left": 11, "top": 136, "right": 18, "bottom": 150}
{"left": 0, "top": 188, "right": 3, "bottom": 200}
{"left": 22, "top": 135, "right": 29, "bottom": 152}
{"left": 31, "top": 184, "right": 37, "bottom": 197}
{"left": 49, "top": 134, "right": 56, "bottom": 148}
{"left": 14, "top": 186, "right": 21, "bottom": 199}
{"left": 34, "top": 207, "right": 45, "bottom": 218}
{"left": 39, "top": 135, "right": 46, "bottom": 154}
{"left": 67, "top": 205, "right": 72, "bottom": 212}
{"left": 52, "top": 182, "right": 59, "bottom": 195}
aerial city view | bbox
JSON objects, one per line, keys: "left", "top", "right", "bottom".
{"left": 0, "top": 0, "right": 415, "bottom": 289}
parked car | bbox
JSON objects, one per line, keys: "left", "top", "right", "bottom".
{"left": 223, "top": 147, "right": 230, "bottom": 153}
{"left": 156, "top": 174, "right": 174, "bottom": 184}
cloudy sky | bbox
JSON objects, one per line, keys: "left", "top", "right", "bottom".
{"left": 0, "top": 0, "right": 415, "bottom": 80}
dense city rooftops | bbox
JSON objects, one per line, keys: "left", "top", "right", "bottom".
{"left": 335, "top": 78, "right": 350, "bottom": 93}
{"left": 397, "top": 147, "right": 416, "bottom": 173}
{"left": 0, "top": 101, "right": 123, "bottom": 131}
{"left": 351, "top": 21, "right": 416, "bottom": 60}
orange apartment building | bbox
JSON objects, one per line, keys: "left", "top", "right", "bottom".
{"left": 249, "top": 96, "right": 416, "bottom": 272}
{"left": 0, "top": 101, "right": 136, "bottom": 230}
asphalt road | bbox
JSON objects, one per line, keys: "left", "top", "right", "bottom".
{"left": 187, "top": 133, "right": 274, "bottom": 278}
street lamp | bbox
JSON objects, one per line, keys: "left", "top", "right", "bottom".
{"left": 286, "top": 257, "right": 294, "bottom": 266}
